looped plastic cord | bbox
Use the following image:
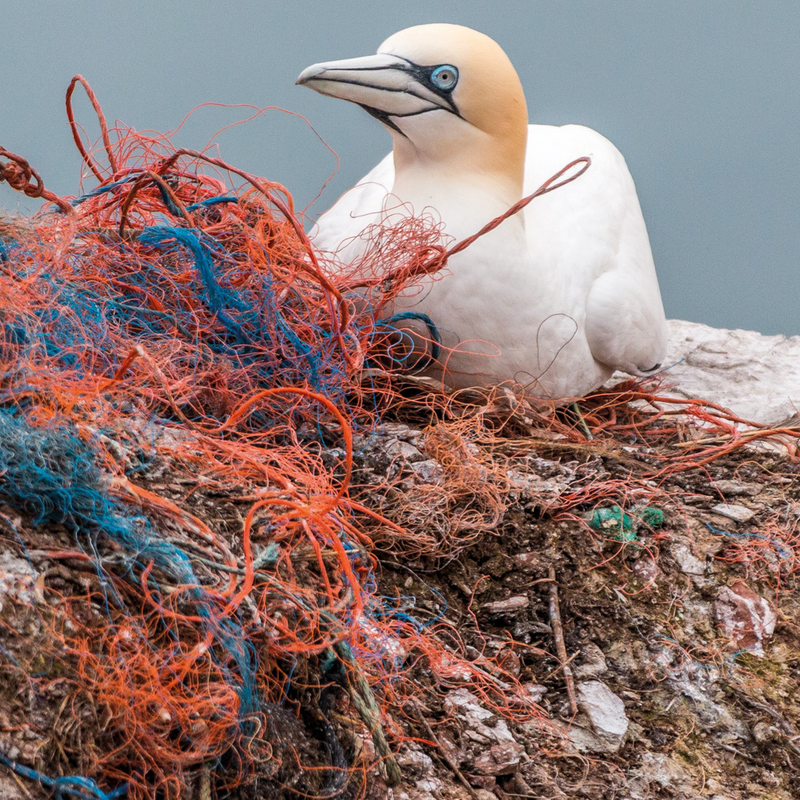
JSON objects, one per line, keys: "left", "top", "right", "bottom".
{"left": 444, "top": 156, "right": 592, "bottom": 261}
{"left": 344, "top": 156, "right": 591, "bottom": 296}
{"left": 379, "top": 311, "right": 442, "bottom": 371}
{"left": 0, "top": 147, "right": 73, "bottom": 213}
{"left": 65, "top": 74, "right": 119, "bottom": 181}
{"left": 119, "top": 171, "right": 196, "bottom": 235}
{"left": 62, "top": 74, "right": 358, "bottom": 366}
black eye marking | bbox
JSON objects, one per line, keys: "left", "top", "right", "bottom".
{"left": 354, "top": 56, "right": 464, "bottom": 133}
{"left": 389, "top": 56, "right": 462, "bottom": 116}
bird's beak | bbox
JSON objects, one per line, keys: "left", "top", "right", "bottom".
{"left": 296, "top": 54, "right": 457, "bottom": 121}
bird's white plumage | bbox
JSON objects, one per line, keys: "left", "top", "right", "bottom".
{"left": 299, "top": 24, "right": 667, "bottom": 399}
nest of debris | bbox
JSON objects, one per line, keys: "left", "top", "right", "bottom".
{"left": 1, "top": 78, "right": 800, "bottom": 800}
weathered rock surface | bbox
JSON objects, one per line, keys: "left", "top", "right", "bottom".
{"left": 661, "top": 319, "right": 800, "bottom": 425}
{"left": 573, "top": 642, "right": 608, "bottom": 680}
{"left": 571, "top": 680, "right": 630, "bottom": 753}
{"left": 711, "top": 503, "right": 757, "bottom": 523}
{"left": 443, "top": 689, "right": 516, "bottom": 746}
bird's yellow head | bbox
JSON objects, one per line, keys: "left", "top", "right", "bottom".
{"left": 297, "top": 24, "right": 529, "bottom": 197}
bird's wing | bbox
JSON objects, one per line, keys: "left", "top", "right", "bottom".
{"left": 523, "top": 124, "right": 667, "bottom": 374}
{"left": 310, "top": 153, "right": 395, "bottom": 258}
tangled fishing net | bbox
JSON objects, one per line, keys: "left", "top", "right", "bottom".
{"left": 1, "top": 77, "right": 799, "bottom": 800}
{"left": 0, "top": 76, "right": 549, "bottom": 800}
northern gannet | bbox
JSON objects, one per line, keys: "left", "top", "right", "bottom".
{"left": 297, "top": 24, "right": 667, "bottom": 399}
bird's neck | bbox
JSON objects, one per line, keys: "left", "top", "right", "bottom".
{"left": 390, "top": 142, "right": 526, "bottom": 239}
{"left": 390, "top": 121, "right": 525, "bottom": 213}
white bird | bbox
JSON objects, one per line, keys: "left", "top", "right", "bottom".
{"left": 297, "top": 23, "right": 667, "bottom": 399}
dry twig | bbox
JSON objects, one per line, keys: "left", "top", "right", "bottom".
{"left": 548, "top": 566, "right": 578, "bottom": 716}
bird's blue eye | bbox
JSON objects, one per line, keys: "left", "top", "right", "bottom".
{"left": 430, "top": 65, "right": 459, "bottom": 92}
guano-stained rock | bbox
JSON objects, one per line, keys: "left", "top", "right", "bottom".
{"left": 472, "top": 741, "right": 525, "bottom": 776}
{"left": 715, "top": 581, "right": 777, "bottom": 656}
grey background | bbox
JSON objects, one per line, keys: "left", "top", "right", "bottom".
{"left": 2, "top": 1, "right": 797, "bottom": 335}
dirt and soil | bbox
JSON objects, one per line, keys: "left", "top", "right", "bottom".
{"left": 1, "top": 387, "right": 799, "bottom": 800}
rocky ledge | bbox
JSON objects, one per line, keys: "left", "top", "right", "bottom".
{"left": 660, "top": 319, "right": 800, "bottom": 426}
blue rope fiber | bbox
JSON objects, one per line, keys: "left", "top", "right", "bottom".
{"left": 704, "top": 521, "right": 792, "bottom": 559}
{"left": 384, "top": 312, "right": 441, "bottom": 356}
{"left": 0, "top": 173, "right": 393, "bottom": 793}
{"left": 186, "top": 195, "right": 238, "bottom": 211}
{"left": 376, "top": 311, "right": 442, "bottom": 371}
{"left": 154, "top": 184, "right": 183, "bottom": 217}
{"left": 137, "top": 225, "right": 333, "bottom": 394}
{"left": 0, "top": 750, "right": 127, "bottom": 800}
{"left": 0, "top": 409, "right": 261, "bottom": 724}
{"left": 138, "top": 227, "right": 242, "bottom": 319}
{"left": 0, "top": 409, "right": 190, "bottom": 581}
{"left": 648, "top": 633, "right": 753, "bottom": 675}
{"left": 646, "top": 634, "right": 720, "bottom": 672}
{"left": 71, "top": 174, "right": 237, "bottom": 211}
{"left": 71, "top": 175, "right": 139, "bottom": 206}
{"left": 4, "top": 221, "right": 350, "bottom": 400}
{"left": 3, "top": 212, "right": 358, "bottom": 428}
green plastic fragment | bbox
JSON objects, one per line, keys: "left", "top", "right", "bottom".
{"left": 637, "top": 506, "right": 665, "bottom": 528}
{"left": 585, "top": 504, "right": 665, "bottom": 542}
{"left": 587, "top": 505, "right": 635, "bottom": 540}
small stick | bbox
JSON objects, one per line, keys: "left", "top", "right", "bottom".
{"left": 8, "top": 771, "right": 35, "bottom": 800}
{"left": 412, "top": 705, "right": 481, "bottom": 800}
{"left": 548, "top": 566, "right": 578, "bottom": 716}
